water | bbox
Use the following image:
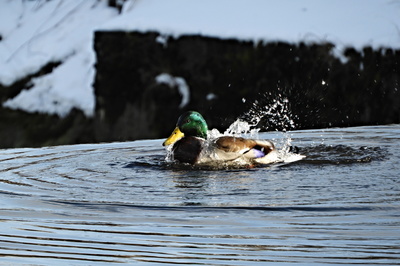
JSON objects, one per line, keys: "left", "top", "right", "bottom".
{"left": 0, "top": 124, "right": 399, "bottom": 265}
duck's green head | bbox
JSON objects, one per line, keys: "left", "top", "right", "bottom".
{"left": 163, "top": 111, "right": 208, "bottom": 146}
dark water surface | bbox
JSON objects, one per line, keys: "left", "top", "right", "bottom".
{"left": 0, "top": 125, "right": 399, "bottom": 265}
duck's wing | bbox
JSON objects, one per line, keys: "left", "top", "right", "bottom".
{"left": 214, "top": 136, "right": 275, "bottom": 160}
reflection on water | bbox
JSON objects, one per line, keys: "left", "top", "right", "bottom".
{"left": 0, "top": 125, "right": 399, "bottom": 265}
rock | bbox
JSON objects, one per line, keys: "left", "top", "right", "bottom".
{"left": 93, "top": 31, "right": 400, "bottom": 138}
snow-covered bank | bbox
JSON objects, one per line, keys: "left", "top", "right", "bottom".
{"left": 105, "top": 0, "right": 400, "bottom": 50}
{"left": 1, "top": 0, "right": 399, "bottom": 117}
{"left": 0, "top": 0, "right": 118, "bottom": 116}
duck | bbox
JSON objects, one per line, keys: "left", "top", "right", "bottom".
{"left": 162, "top": 111, "right": 279, "bottom": 165}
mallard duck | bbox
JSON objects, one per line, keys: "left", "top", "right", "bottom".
{"left": 163, "top": 111, "right": 278, "bottom": 165}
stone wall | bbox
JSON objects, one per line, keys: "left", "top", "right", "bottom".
{"left": 0, "top": 31, "right": 399, "bottom": 148}
{"left": 93, "top": 31, "right": 400, "bottom": 141}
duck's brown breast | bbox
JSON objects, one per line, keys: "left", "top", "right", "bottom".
{"left": 173, "top": 136, "right": 204, "bottom": 164}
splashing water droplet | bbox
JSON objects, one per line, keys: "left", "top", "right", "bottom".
{"left": 231, "top": 93, "right": 299, "bottom": 161}
{"left": 239, "top": 93, "right": 296, "bottom": 133}
{"left": 224, "top": 119, "right": 251, "bottom": 136}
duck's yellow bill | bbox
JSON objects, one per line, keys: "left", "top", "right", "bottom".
{"left": 163, "top": 127, "right": 184, "bottom": 146}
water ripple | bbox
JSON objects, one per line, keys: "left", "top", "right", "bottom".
{"left": 0, "top": 126, "right": 399, "bottom": 265}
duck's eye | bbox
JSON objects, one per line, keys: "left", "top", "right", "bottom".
{"left": 185, "top": 119, "right": 191, "bottom": 124}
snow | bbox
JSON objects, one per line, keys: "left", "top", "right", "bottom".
{"left": 103, "top": 0, "right": 400, "bottom": 50}
{"left": 0, "top": 0, "right": 118, "bottom": 116}
{"left": 155, "top": 73, "right": 190, "bottom": 108}
{"left": 3, "top": 48, "right": 96, "bottom": 117}
{"left": 1, "top": 0, "right": 399, "bottom": 117}
{"left": 206, "top": 93, "right": 218, "bottom": 101}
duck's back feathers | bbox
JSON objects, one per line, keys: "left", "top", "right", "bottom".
{"left": 207, "top": 136, "right": 276, "bottom": 163}
{"left": 216, "top": 137, "right": 274, "bottom": 156}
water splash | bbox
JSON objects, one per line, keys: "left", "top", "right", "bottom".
{"left": 225, "top": 93, "right": 297, "bottom": 150}
{"left": 241, "top": 94, "right": 296, "bottom": 132}
{"left": 224, "top": 119, "right": 260, "bottom": 138}
{"left": 208, "top": 94, "right": 302, "bottom": 165}
{"left": 164, "top": 144, "right": 175, "bottom": 163}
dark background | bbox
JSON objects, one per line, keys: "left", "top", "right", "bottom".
{"left": 0, "top": 31, "right": 399, "bottom": 148}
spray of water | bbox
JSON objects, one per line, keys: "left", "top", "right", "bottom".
{"left": 217, "top": 93, "right": 301, "bottom": 163}
{"left": 225, "top": 93, "right": 296, "bottom": 142}
{"left": 239, "top": 93, "right": 296, "bottom": 132}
